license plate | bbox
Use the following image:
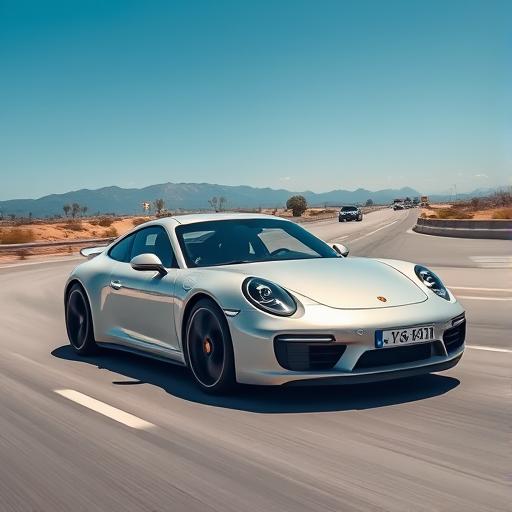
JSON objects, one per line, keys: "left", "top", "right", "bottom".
{"left": 375, "top": 325, "right": 435, "bottom": 348}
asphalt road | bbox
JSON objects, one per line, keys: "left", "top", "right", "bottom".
{"left": 0, "top": 208, "right": 510, "bottom": 512}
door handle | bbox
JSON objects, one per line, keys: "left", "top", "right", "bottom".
{"left": 110, "top": 280, "right": 123, "bottom": 290}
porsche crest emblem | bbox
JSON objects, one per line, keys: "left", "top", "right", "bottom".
{"left": 377, "top": 296, "right": 387, "bottom": 302}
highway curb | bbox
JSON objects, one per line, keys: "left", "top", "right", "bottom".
{"left": 413, "top": 218, "right": 512, "bottom": 240}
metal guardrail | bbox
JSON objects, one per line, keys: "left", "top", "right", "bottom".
{"left": 0, "top": 237, "right": 115, "bottom": 252}
{"left": 0, "top": 207, "right": 390, "bottom": 253}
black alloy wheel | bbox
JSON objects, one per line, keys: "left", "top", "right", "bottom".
{"left": 185, "top": 298, "right": 235, "bottom": 394}
{"left": 65, "top": 284, "right": 97, "bottom": 354}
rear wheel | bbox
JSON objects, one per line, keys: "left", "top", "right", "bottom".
{"left": 185, "top": 298, "right": 236, "bottom": 394}
{"left": 65, "top": 284, "right": 97, "bottom": 355}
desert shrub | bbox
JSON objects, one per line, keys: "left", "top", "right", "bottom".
{"left": 492, "top": 208, "right": 512, "bottom": 219}
{"left": 103, "top": 227, "right": 118, "bottom": 238}
{"left": 309, "top": 209, "right": 336, "bottom": 216}
{"left": 470, "top": 197, "right": 481, "bottom": 210}
{"left": 435, "top": 208, "right": 473, "bottom": 220}
{"left": 14, "top": 217, "right": 34, "bottom": 226}
{"left": 132, "top": 217, "right": 148, "bottom": 226}
{"left": 0, "top": 228, "right": 35, "bottom": 244}
{"left": 286, "top": 195, "right": 308, "bottom": 217}
{"left": 65, "top": 220, "right": 83, "bottom": 231}
{"left": 491, "top": 191, "right": 512, "bottom": 207}
{"left": 97, "top": 217, "right": 114, "bottom": 227}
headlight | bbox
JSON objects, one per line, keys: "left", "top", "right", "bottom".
{"left": 414, "top": 265, "right": 450, "bottom": 300}
{"left": 242, "top": 277, "right": 297, "bottom": 316}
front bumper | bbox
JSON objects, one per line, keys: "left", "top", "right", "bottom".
{"left": 226, "top": 300, "right": 465, "bottom": 386}
{"left": 283, "top": 354, "right": 462, "bottom": 386}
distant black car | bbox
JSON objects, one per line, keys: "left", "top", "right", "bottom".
{"left": 393, "top": 203, "right": 405, "bottom": 211}
{"left": 339, "top": 206, "right": 363, "bottom": 222}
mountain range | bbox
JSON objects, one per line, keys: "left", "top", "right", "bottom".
{"left": 0, "top": 182, "right": 499, "bottom": 218}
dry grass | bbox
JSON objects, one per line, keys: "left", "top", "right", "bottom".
{"left": 434, "top": 208, "right": 474, "bottom": 220}
{"left": 65, "top": 220, "right": 84, "bottom": 231}
{"left": 132, "top": 217, "right": 149, "bottom": 226}
{"left": 0, "top": 228, "right": 36, "bottom": 244}
{"left": 492, "top": 207, "right": 512, "bottom": 219}
{"left": 308, "top": 209, "right": 337, "bottom": 216}
{"left": 103, "top": 226, "right": 118, "bottom": 238}
{"left": 90, "top": 217, "right": 114, "bottom": 227}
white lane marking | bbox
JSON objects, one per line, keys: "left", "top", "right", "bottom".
{"left": 331, "top": 235, "right": 349, "bottom": 242}
{"left": 349, "top": 220, "right": 400, "bottom": 243}
{"left": 54, "top": 389, "right": 155, "bottom": 430}
{"left": 467, "top": 345, "right": 512, "bottom": 354}
{"left": 456, "top": 295, "right": 512, "bottom": 301}
{"left": 0, "top": 257, "right": 82, "bottom": 269}
{"left": 448, "top": 286, "right": 512, "bottom": 292}
{"left": 470, "top": 256, "right": 512, "bottom": 269}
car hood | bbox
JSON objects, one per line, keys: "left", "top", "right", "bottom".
{"left": 224, "top": 258, "right": 428, "bottom": 309}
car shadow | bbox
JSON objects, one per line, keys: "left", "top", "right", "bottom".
{"left": 51, "top": 345, "right": 460, "bottom": 414}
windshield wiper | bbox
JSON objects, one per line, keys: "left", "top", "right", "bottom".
{"left": 211, "top": 259, "right": 255, "bottom": 267}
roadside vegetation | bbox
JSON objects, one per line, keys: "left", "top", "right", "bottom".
{"left": 208, "top": 196, "right": 227, "bottom": 212}
{"left": 0, "top": 228, "right": 35, "bottom": 244}
{"left": 286, "top": 195, "right": 308, "bottom": 217}
{"left": 492, "top": 207, "right": 512, "bottom": 219}
{"left": 308, "top": 208, "right": 337, "bottom": 216}
{"left": 90, "top": 217, "right": 114, "bottom": 227}
{"left": 421, "top": 190, "right": 512, "bottom": 220}
{"left": 103, "top": 226, "right": 118, "bottom": 238}
{"left": 65, "top": 220, "right": 84, "bottom": 231}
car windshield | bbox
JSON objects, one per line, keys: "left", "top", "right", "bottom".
{"left": 175, "top": 218, "right": 339, "bottom": 267}
{"left": 341, "top": 206, "right": 357, "bottom": 211}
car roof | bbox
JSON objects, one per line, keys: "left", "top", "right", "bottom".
{"left": 154, "top": 212, "right": 290, "bottom": 227}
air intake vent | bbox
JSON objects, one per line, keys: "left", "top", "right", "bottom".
{"left": 443, "top": 319, "right": 466, "bottom": 353}
{"left": 274, "top": 335, "right": 346, "bottom": 371}
{"left": 354, "top": 343, "right": 433, "bottom": 370}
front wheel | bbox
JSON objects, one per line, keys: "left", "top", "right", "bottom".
{"left": 65, "top": 284, "right": 97, "bottom": 355}
{"left": 185, "top": 298, "right": 236, "bottom": 394}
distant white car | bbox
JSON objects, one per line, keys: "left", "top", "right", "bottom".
{"left": 65, "top": 214, "right": 465, "bottom": 393}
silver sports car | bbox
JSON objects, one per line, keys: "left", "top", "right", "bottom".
{"left": 65, "top": 213, "right": 465, "bottom": 393}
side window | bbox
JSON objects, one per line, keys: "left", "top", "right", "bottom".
{"left": 108, "top": 233, "right": 135, "bottom": 262}
{"left": 131, "top": 226, "right": 176, "bottom": 268}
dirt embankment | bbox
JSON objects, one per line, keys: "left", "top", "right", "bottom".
{"left": 421, "top": 192, "right": 512, "bottom": 220}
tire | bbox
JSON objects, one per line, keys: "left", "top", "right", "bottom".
{"left": 184, "top": 298, "right": 236, "bottom": 394}
{"left": 65, "top": 284, "right": 97, "bottom": 355}
{"left": 357, "top": 216, "right": 363, "bottom": 222}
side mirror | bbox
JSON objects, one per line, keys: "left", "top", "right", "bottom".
{"left": 130, "top": 253, "right": 167, "bottom": 275}
{"left": 331, "top": 243, "right": 349, "bottom": 258}
{"left": 80, "top": 246, "right": 107, "bottom": 259}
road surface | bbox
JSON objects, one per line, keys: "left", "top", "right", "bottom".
{"left": 0, "top": 208, "right": 510, "bottom": 512}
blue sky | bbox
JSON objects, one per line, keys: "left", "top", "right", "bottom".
{"left": 0, "top": 0, "right": 510, "bottom": 200}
